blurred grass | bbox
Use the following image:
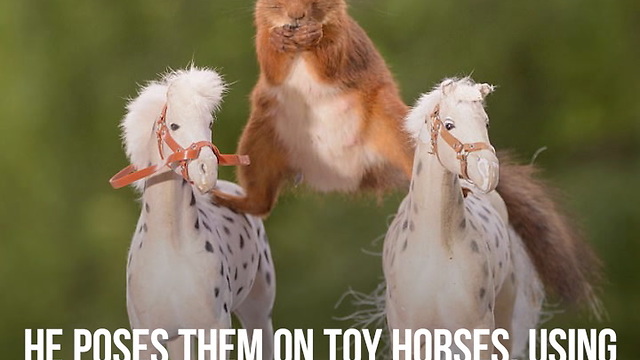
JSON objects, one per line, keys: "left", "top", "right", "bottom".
{"left": 1, "top": 0, "right": 638, "bottom": 358}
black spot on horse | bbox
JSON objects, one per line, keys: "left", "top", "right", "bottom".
{"left": 459, "top": 218, "right": 466, "bottom": 230}
{"left": 145, "top": 203, "right": 150, "bottom": 213}
{"left": 234, "top": 267, "right": 238, "bottom": 281}
{"left": 402, "top": 238, "right": 408, "bottom": 251}
{"left": 239, "top": 235, "right": 245, "bottom": 249}
{"left": 190, "top": 192, "right": 196, "bottom": 206}
{"left": 214, "top": 287, "right": 220, "bottom": 297}
{"left": 194, "top": 219, "right": 200, "bottom": 230}
{"left": 203, "top": 221, "right": 212, "bottom": 232}
{"left": 223, "top": 215, "right": 234, "bottom": 223}
{"left": 223, "top": 226, "right": 231, "bottom": 235}
{"left": 237, "top": 287, "right": 243, "bottom": 295}
{"left": 243, "top": 262, "right": 248, "bottom": 269}
{"left": 205, "top": 241, "right": 214, "bottom": 253}
{"left": 227, "top": 243, "right": 234, "bottom": 255}
{"left": 470, "top": 240, "right": 479, "bottom": 253}
{"left": 265, "top": 272, "right": 272, "bottom": 285}
{"left": 479, "top": 287, "right": 486, "bottom": 299}
{"left": 220, "top": 263, "right": 224, "bottom": 276}
{"left": 223, "top": 303, "right": 228, "bottom": 313}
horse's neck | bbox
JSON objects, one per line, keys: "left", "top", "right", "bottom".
{"left": 409, "top": 141, "right": 465, "bottom": 245}
{"left": 141, "top": 170, "right": 196, "bottom": 235}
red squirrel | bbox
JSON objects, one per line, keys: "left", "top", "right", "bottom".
{"left": 213, "top": 0, "right": 413, "bottom": 215}
{"left": 212, "top": 0, "right": 602, "bottom": 310}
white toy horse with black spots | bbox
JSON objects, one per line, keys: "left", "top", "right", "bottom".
{"left": 383, "top": 78, "right": 544, "bottom": 359}
{"left": 114, "top": 68, "right": 276, "bottom": 360}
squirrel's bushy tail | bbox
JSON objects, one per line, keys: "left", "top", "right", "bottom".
{"left": 496, "top": 151, "right": 603, "bottom": 318}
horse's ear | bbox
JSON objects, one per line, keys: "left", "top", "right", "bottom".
{"left": 477, "top": 83, "right": 494, "bottom": 99}
{"left": 441, "top": 79, "right": 456, "bottom": 95}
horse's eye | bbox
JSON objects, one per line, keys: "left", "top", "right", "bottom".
{"left": 170, "top": 123, "right": 180, "bottom": 131}
{"left": 444, "top": 121, "right": 455, "bottom": 131}
{"left": 486, "top": 122, "right": 490, "bottom": 129}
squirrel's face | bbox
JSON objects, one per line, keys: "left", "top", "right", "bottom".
{"left": 256, "top": 0, "right": 346, "bottom": 28}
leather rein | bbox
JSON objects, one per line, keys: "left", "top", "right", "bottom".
{"left": 429, "top": 105, "right": 494, "bottom": 182}
{"left": 109, "top": 105, "right": 250, "bottom": 189}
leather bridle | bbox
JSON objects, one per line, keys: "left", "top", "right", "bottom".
{"left": 429, "top": 105, "right": 494, "bottom": 182}
{"left": 110, "top": 105, "right": 250, "bottom": 189}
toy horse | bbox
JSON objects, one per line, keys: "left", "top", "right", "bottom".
{"left": 383, "top": 78, "right": 544, "bottom": 358}
{"left": 111, "top": 67, "right": 276, "bottom": 360}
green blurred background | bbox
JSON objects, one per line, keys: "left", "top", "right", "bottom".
{"left": 1, "top": 0, "right": 638, "bottom": 358}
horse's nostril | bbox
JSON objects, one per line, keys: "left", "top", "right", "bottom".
{"left": 200, "top": 163, "right": 206, "bottom": 174}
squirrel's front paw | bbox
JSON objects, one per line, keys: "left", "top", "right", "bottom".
{"left": 270, "top": 23, "right": 323, "bottom": 52}
{"left": 270, "top": 26, "right": 299, "bottom": 52}
{"left": 291, "top": 23, "right": 323, "bottom": 50}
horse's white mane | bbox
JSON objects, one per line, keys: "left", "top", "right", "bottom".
{"left": 404, "top": 77, "right": 493, "bottom": 140}
{"left": 119, "top": 66, "right": 226, "bottom": 191}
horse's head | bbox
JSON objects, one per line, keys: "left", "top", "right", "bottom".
{"left": 405, "top": 78, "right": 498, "bottom": 193}
{"left": 162, "top": 69, "right": 226, "bottom": 193}
{"left": 120, "top": 67, "right": 226, "bottom": 193}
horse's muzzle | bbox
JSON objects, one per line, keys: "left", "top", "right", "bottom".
{"left": 466, "top": 151, "right": 499, "bottom": 194}
{"left": 188, "top": 147, "right": 219, "bottom": 194}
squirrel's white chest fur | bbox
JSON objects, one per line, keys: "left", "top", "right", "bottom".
{"left": 272, "top": 57, "right": 380, "bottom": 192}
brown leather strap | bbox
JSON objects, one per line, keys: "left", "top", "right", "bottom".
{"left": 110, "top": 105, "right": 250, "bottom": 189}
{"left": 218, "top": 154, "right": 250, "bottom": 166}
{"left": 109, "top": 164, "right": 159, "bottom": 189}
